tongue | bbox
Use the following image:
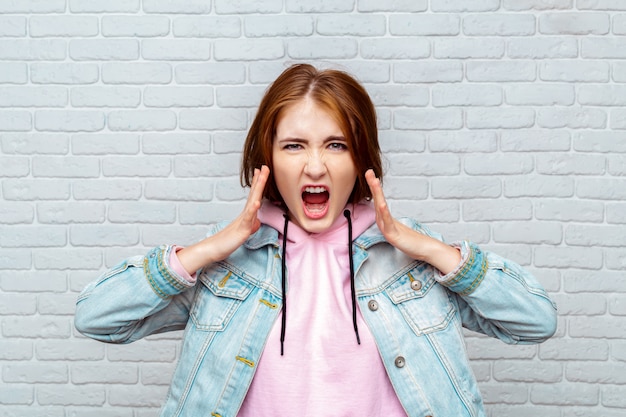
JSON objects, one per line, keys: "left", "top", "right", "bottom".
{"left": 303, "top": 192, "right": 328, "bottom": 205}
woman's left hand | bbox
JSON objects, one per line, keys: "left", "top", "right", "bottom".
{"left": 365, "top": 169, "right": 462, "bottom": 275}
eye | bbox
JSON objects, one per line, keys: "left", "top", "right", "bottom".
{"left": 283, "top": 143, "right": 303, "bottom": 151}
{"left": 328, "top": 142, "right": 348, "bottom": 151}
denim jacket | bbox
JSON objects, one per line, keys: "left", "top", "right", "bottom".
{"left": 75, "top": 219, "right": 557, "bottom": 417}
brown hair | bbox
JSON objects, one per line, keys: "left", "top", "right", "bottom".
{"left": 240, "top": 63, "right": 382, "bottom": 204}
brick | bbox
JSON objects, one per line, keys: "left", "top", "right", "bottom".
{"left": 0, "top": 226, "right": 66, "bottom": 248}
{"left": 144, "top": 179, "right": 214, "bottom": 201}
{"left": 467, "top": 60, "right": 536, "bottom": 82}
{"left": 173, "top": 16, "right": 241, "bottom": 38}
{"left": 142, "top": 225, "right": 211, "bottom": 247}
{"left": 0, "top": 86, "right": 67, "bottom": 108}
{"left": 36, "top": 339, "right": 104, "bottom": 361}
{"left": 0, "top": 16, "right": 26, "bottom": 36}
{"left": 0, "top": 294, "right": 36, "bottom": 315}
{"left": 143, "top": 0, "right": 211, "bottom": 13}
{"left": 503, "top": 0, "right": 573, "bottom": 10}
{"left": 29, "top": 16, "right": 99, "bottom": 37}
{"left": 2, "top": 363, "right": 67, "bottom": 384}
{"left": 480, "top": 383, "right": 527, "bottom": 404}
{"left": 35, "top": 111, "right": 105, "bottom": 133}
{"left": 431, "top": 0, "right": 499, "bottom": 12}
{"left": 244, "top": 15, "right": 313, "bottom": 37}
{"left": 536, "top": 153, "right": 606, "bottom": 175}
{"left": 578, "top": 0, "right": 626, "bottom": 10}
{"left": 577, "top": 178, "right": 626, "bottom": 200}
{"left": 0, "top": 271, "right": 67, "bottom": 292}
{"left": 466, "top": 108, "right": 535, "bottom": 129}
{"left": 102, "top": 16, "right": 170, "bottom": 37}
{"left": 215, "top": 39, "right": 283, "bottom": 60}
{"left": 145, "top": 86, "right": 214, "bottom": 108}
{"left": 107, "top": 340, "right": 177, "bottom": 362}
{"left": 393, "top": 201, "right": 459, "bottom": 223}
{"left": 0, "top": 111, "right": 32, "bottom": 131}
{"left": 493, "top": 221, "right": 562, "bottom": 245}
{"left": 0, "top": 202, "right": 34, "bottom": 224}
{"left": 579, "top": 85, "right": 626, "bottom": 105}
{"left": 608, "top": 155, "right": 626, "bottom": 176}
{"left": 215, "top": 0, "right": 282, "bottom": 13}
{"left": 394, "top": 109, "right": 463, "bottom": 130}
{"left": 361, "top": 38, "right": 430, "bottom": 60}
{"left": 465, "top": 154, "right": 534, "bottom": 175}
{"left": 2, "top": 179, "right": 70, "bottom": 201}
{"left": 215, "top": 86, "right": 265, "bottom": 108}
{"left": 2, "top": 317, "right": 71, "bottom": 339}
{"left": 607, "top": 203, "right": 626, "bottom": 224}
{"left": 71, "top": 363, "right": 138, "bottom": 384}
{"left": 501, "top": 130, "right": 570, "bottom": 152}
{"left": 431, "top": 177, "right": 502, "bottom": 199}
{"left": 72, "top": 134, "right": 139, "bottom": 155}
{"left": 108, "top": 202, "right": 176, "bottom": 224}
{"left": 286, "top": 0, "right": 354, "bottom": 13}
{"left": 433, "top": 84, "right": 502, "bottom": 107}
{"left": 0, "top": 63, "right": 27, "bottom": 84}
{"left": 467, "top": 338, "right": 537, "bottom": 360}
{"left": 390, "top": 14, "right": 460, "bottom": 36}
{"left": 31, "top": 63, "right": 99, "bottom": 85}
{"left": 463, "top": 200, "right": 532, "bottom": 221}
{"left": 71, "top": 86, "right": 141, "bottom": 108}
{"left": 540, "top": 60, "right": 610, "bottom": 82}
{"left": 602, "top": 386, "right": 626, "bottom": 408}
{"left": 379, "top": 131, "right": 426, "bottom": 153}
{"left": 173, "top": 154, "right": 240, "bottom": 177}
{"left": 1, "top": 134, "right": 69, "bottom": 155}
{"left": 0, "top": 39, "right": 66, "bottom": 60}
{"left": 394, "top": 61, "right": 463, "bottom": 83}
{"left": 37, "top": 385, "right": 105, "bottom": 406}
{"left": 0, "top": 340, "right": 33, "bottom": 360}
{"left": 508, "top": 38, "right": 578, "bottom": 58}
{"left": 540, "top": 338, "right": 609, "bottom": 361}
{"left": 175, "top": 62, "right": 245, "bottom": 85}
{"left": 34, "top": 248, "right": 102, "bottom": 270}
{"left": 387, "top": 154, "right": 460, "bottom": 176}
{"left": 429, "top": 131, "right": 497, "bottom": 153}
{"left": 428, "top": 222, "right": 491, "bottom": 244}
{"left": 531, "top": 384, "right": 599, "bottom": 406}
{"left": 0, "top": 0, "right": 65, "bottom": 13}
{"left": 108, "top": 110, "right": 177, "bottom": 132}
{"left": 142, "top": 39, "right": 211, "bottom": 61}
{"left": 102, "top": 156, "right": 171, "bottom": 177}
{"left": 609, "top": 295, "right": 626, "bottom": 315}
{"left": 537, "top": 108, "right": 607, "bottom": 129}
{"left": 317, "top": 15, "right": 386, "bottom": 36}
{"left": 563, "top": 270, "right": 626, "bottom": 293}
{"left": 535, "top": 199, "right": 604, "bottom": 222}
{"left": 464, "top": 14, "right": 536, "bottom": 36}
{"left": 108, "top": 386, "right": 169, "bottom": 407}
{"left": 39, "top": 293, "right": 80, "bottom": 315}
{"left": 570, "top": 316, "right": 626, "bottom": 339}
{"left": 358, "top": 0, "right": 427, "bottom": 11}
{"left": 505, "top": 84, "right": 575, "bottom": 106}
{"left": 69, "top": 40, "right": 139, "bottom": 61}
{"left": 70, "top": 225, "right": 139, "bottom": 247}
{"left": 380, "top": 177, "right": 429, "bottom": 201}
{"left": 141, "top": 363, "right": 176, "bottom": 385}
{"left": 214, "top": 178, "right": 248, "bottom": 201}
{"left": 612, "top": 108, "right": 626, "bottom": 129}
{"left": 33, "top": 156, "right": 100, "bottom": 178}
{"left": 0, "top": 157, "right": 29, "bottom": 177}
{"left": 143, "top": 133, "right": 211, "bottom": 154}
{"left": 69, "top": 0, "right": 140, "bottom": 12}
{"left": 534, "top": 246, "right": 602, "bottom": 270}
{"left": 553, "top": 293, "right": 606, "bottom": 315}
{"left": 566, "top": 225, "right": 626, "bottom": 247}
{"left": 583, "top": 38, "right": 626, "bottom": 58}
{"left": 287, "top": 38, "right": 357, "bottom": 59}
{"left": 0, "top": 249, "right": 31, "bottom": 270}
{"left": 494, "top": 360, "right": 563, "bottom": 383}
{"left": 102, "top": 63, "right": 172, "bottom": 84}
{"left": 212, "top": 132, "right": 245, "bottom": 154}
{"left": 615, "top": 14, "right": 626, "bottom": 35}
{"left": 179, "top": 109, "right": 247, "bottom": 131}
{"left": 73, "top": 180, "right": 141, "bottom": 200}
{"left": 539, "top": 13, "right": 610, "bottom": 35}
{"left": 367, "top": 85, "right": 429, "bottom": 107}
{"left": 434, "top": 38, "right": 505, "bottom": 59}
{"left": 179, "top": 202, "right": 240, "bottom": 225}
{"left": 65, "top": 408, "right": 134, "bottom": 417}
{"left": 613, "top": 341, "right": 626, "bottom": 361}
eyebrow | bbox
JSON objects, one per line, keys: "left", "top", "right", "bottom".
{"left": 276, "top": 135, "right": 347, "bottom": 144}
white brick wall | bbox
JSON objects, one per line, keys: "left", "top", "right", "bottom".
{"left": 0, "top": 1, "right": 624, "bottom": 416}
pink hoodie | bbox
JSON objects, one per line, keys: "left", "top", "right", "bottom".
{"left": 237, "top": 201, "right": 407, "bottom": 417}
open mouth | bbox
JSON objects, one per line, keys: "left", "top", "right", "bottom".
{"left": 302, "top": 186, "right": 330, "bottom": 219}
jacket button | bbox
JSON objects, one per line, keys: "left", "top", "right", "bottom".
{"left": 394, "top": 356, "right": 405, "bottom": 368}
{"left": 368, "top": 300, "right": 379, "bottom": 311}
{"left": 410, "top": 280, "right": 422, "bottom": 291}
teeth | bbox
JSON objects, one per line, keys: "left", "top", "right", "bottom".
{"left": 304, "top": 186, "right": 326, "bottom": 193}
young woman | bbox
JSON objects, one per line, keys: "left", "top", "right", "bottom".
{"left": 75, "top": 63, "right": 557, "bottom": 417}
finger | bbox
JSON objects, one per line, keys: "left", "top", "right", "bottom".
{"left": 365, "top": 169, "right": 396, "bottom": 232}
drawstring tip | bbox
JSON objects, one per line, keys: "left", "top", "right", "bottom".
{"left": 356, "top": 332, "right": 361, "bottom": 345}
{"left": 280, "top": 343, "right": 284, "bottom": 356}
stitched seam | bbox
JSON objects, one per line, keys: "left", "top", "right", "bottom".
{"left": 143, "top": 257, "right": 169, "bottom": 299}
{"left": 459, "top": 255, "right": 488, "bottom": 296}
{"left": 259, "top": 298, "right": 278, "bottom": 309}
{"left": 445, "top": 244, "right": 476, "bottom": 288}
{"left": 156, "top": 247, "right": 186, "bottom": 292}
{"left": 235, "top": 356, "right": 255, "bottom": 367}
{"left": 218, "top": 271, "right": 232, "bottom": 288}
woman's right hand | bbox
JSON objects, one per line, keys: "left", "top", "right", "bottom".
{"left": 176, "top": 165, "right": 270, "bottom": 274}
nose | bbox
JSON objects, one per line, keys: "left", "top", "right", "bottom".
{"left": 303, "top": 152, "right": 327, "bottom": 178}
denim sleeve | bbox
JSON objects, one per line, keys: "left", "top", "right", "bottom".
{"left": 74, "top": 244, "right": 197, "bottom": 344}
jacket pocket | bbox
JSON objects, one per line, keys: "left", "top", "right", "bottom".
{"left": 385, "top": 262, "right": 455, "bottom": 335}
{"left": 191, "top": 264, "right": 255, "bottom": 332}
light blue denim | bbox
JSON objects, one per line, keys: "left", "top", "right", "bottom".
{"left": 75, "top": 219, "right": 557, "bottom": 417}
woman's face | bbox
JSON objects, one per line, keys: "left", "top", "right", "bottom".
{"left": 272, "top": 98, "right": 358, "bottom": 233}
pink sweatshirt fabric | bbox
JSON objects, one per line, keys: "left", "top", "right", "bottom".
{"left": 170, "top": 202, "right": 407, "bottom": 416}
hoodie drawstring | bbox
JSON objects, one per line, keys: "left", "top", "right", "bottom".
{"left": 280, "top": 213, "right": 289, "bottom": 356}
{"left": 279, "top": 210, "right": 361, "bottom": 355}
{"left": 344, "top": 209, "right": 361, "bottom": 345}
